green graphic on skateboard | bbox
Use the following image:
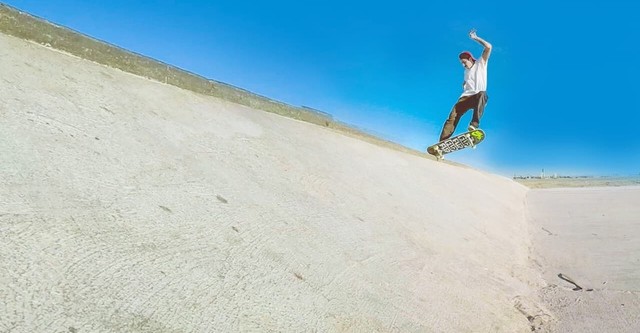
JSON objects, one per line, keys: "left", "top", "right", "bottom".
{"left": 427, "top": 129, "right": 485, "bottom": 159}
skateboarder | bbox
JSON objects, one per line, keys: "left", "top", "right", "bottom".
{"left": 438, "top": 29, "right": 492, "bottom": 142}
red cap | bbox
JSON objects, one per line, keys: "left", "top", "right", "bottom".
{"left": 459, "top": 51, "right": 475, "bottom": 61}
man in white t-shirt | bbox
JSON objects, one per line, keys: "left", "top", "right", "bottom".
{"left": 438, "top": 29, "right": 492, "bottom": 142}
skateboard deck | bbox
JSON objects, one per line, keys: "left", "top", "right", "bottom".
{"left": 427, "top": 129, "right": 485, "bottom": 159}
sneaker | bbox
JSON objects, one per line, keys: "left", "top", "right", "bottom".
{"left": 467, "top": 124, "right": 477, "bottom": 131}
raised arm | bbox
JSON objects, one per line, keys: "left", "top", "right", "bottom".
{"left": 469, "top": 29, "right": 492, "bottom": 62}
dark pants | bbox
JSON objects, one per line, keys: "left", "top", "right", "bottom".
{"left": 439, "top": 91, "right": 488, "bottom": 141}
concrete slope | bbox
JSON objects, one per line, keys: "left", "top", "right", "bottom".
{"left": 1, "top": 33, "right": 543, "bottom": 332}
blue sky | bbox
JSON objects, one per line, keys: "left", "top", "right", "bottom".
{"left": 5, "top": 1, "right": 640, "bottom": 176}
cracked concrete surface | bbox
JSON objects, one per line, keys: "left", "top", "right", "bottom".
{"left": 0, "top": 32, "right": 540, "bottom": 332}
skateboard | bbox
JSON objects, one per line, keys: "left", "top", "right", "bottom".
{"left": 426, "top": 129, "right": 485, "bottom": 159}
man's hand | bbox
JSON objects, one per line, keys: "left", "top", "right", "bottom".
{"left": 469, "top": 28, "right": 478, "bottom": 40}
{"left": 468, "top": 29, "right": 492, "bottom": 61}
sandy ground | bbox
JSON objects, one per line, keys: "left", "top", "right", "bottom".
{"left": 2, "top": 30, "right": 639, "bottom": 333}
{"left": 526, "top": 186, "right": 640, "bottom": 332}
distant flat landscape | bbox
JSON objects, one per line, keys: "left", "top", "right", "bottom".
{"left": 516, "top": 176, "right": 640, "bottom": 189}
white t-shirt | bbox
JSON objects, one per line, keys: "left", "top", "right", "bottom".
{"left": 461, "top": 58, "right": 488, "bottom": 97}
